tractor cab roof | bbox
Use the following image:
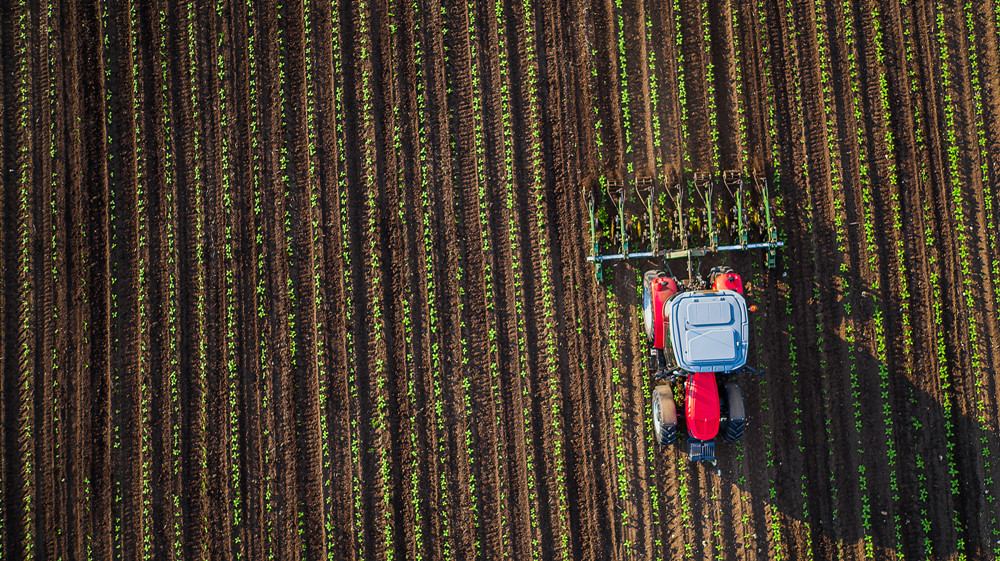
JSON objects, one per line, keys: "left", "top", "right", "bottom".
{"left": 668, "top": 290, "right": 749, "bottom": 373}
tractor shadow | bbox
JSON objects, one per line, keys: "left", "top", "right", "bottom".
{"left": 706, "top": 331, "right": 1000, "bottom": 560}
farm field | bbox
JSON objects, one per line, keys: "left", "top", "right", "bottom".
{"left": 2, "top": 0, "right": 1000, "bottom": 560}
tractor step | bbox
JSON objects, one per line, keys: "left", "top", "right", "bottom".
{"left": 688, "top": 439, "right": 716, "bottom": 463}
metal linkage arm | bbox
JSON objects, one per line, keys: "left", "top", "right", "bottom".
{"left": 586, "top": 241, "right": 784, "bottom": 265}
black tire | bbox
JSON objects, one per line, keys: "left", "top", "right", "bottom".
{"left": 642, "top": 270, "right": 662, "bottom": 342}
{"left": 652, "top": 383, "right": 678, "bottom": 445}
{"left": 723, "top": 382, "right": 745, "bottom": 442}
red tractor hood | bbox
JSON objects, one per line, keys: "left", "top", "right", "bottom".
{"left": 685, "top": 372, "right": 720, "bottom": 440}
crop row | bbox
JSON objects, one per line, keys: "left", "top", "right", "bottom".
{"left": 936, "top": 2, "right": 996, "bottom": 552}
{"left": 45, "top": 0, "right": 69, "bottom": 556}
{"left": 673, "top": 0, "right": 690, "bottom": 169}
{"left": 899, "top": 2, "right": 948, "bottom": 553}
{"left": 154, "top": 4, "right": 185, "bottom": 558}
{"left": 406, "top": 2, "right": 437, "bottom": 558}
{"left": 960, "top": 5, "right": 1000, "bottom": 544}
{"left": 640, "top": 12, "right": 667, "bottom": 549}
{"left": 101, "top": 0, "right": 125, "bottom": 556}
{"left": 608, "top": 0, "right": 642, "bottom": 555}
{"left": 212, "top": 0, "right": 241, "bottom": 556}
{"left": 516, "top": 0, "right": 570, "bottom": 556}
{"left": 701, "top": 0, "right": 718, "bottom": 173}
{"left": 839, "top": 0, "right": 887, "bottom": 554}
{"left": 126, "top": 0, "right": 154, "bottom": 557}
{"left": 13, "top": 0, "right": 34, "bottom": 557}
{"left": 439, "top": 5, "right": 481, "bottom": 557}
{"left": 758, "top": 2, "right": 788, "bottom": 557}
{"left": 243, "top": 0, "right": 280, "bottom": 556}
{"left": 465, "top": 0, "right": 509, "bottom": 555}
{"left": 185, "top": 1, "right": 211, "bottom": 555}
{"left": 410, "top": 2, "right": 457, "bottom": 558}
{"left": 812, "top": 0, "right": 850, "bottom": 545}
{"left": 324, "top": 0, "right": 367, "bottom": 556}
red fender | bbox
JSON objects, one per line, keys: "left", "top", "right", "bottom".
{"left": 651, "top": 276, "right": 679, "bottom": 350}
{"left": 685, "top": 372, "right": 720, "bottom": 440}
{"left": 713, "top": 271, "right": 744, "bottom": 295}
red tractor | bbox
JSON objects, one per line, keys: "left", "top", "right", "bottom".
{"left": 643, "top": 267, "right": 762, "bottom": 463}
{"left": 586, "top": 171, "right": 781, "bottom": 464}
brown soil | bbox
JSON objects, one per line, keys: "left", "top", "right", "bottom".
{"left": 2, "top": 1, "right": 1000, "bottom": 560}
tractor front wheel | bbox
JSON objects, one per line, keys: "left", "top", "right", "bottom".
{"left": 652, "top": 383, "right": 678, "bottom": 445}
{"left": 642, "top": 270, "right": 663, "bottom": 342}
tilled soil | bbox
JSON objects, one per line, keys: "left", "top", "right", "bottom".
{"left": 2, "top": 0, "right": 1000, "bottom": 560}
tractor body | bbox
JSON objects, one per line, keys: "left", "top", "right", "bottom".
{"left": 646, "top": 271, "right": 754, "bottom": 463}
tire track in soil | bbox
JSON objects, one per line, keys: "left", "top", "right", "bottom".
{"left": 783, "top": 1, "right": 848, "bottom": 557}
{"left": 127, "top": 2, "right": 155, "bottom": 558}
{"left": 759, "top": 0, "right": 824, "bottom": 557}
{"left": 34, "top": 1, "right": 64, "bottom": 557}
{"left": 205, "top": 1, "right": 241, "bottom": 557}
{"left": 524, "top": 0, "right": 576, "bottom": 555}
{"left": 483, "top": 1, "right": 545, "bottom": 558}
{"left": 341, "top": 1, "right": 395, "bottom": 559}
{"left": 474, "top": 0, "right": 513, "bottom": 555}
{"left": 481, "top": 2, "right": 538, "bottom": 558}
{"left": 644, "top": 2, "right": 690, "bottom": 557}
{"left": 276, "top": 0, "right": 328, "bottom": 556}
{"left": 613, "top": 0, "right": 660, "bottom": 552}
{"left": 577, "top": 4, "right": 625, "bottom": 559}
{"left": 685, "top": 3, "right": 724, "bottom": 559}
{"left": 548, "top": 0, "right": 609, "bottom": 558}
{"left": 78, "top": 0, "right": 114, "bottom": 556}
{"left": 941, "top": 2, "right": 1000, "bottom": 550}
{"left": 56, "top": 0, "right": 90, "bottom": 555}
{"left": 822, "top": 0, "right": 894, "bottom": 556}
{"left": 200, "top": 5, "right": 235, "bottom": 553}
{"left": 264, "top": 0, "right": 302, "bottom": 554}
{"left": 43, "top": 1, "right": 73, "bottom": 556}
{"left": 307, "top": 0, "right": 348, "bottom": 556}
{"left": 103, "top": 1, "right": 145, "bottom": 558}
{"left": 899, "top": 10, "right": 966, "bottom": 557}
{"left": 737, "top": 5, "right": 785, "bottom": 560}
{"left": 601, "top": 0, "right": 644, "bottom": 556}
{"left": 372, "top": 1, "right": 416, "bottom": 558}
{"left": 422, "top": 0, "right": 478, "bottom": 556}
{"left": 236, "top": 0, "right": 282, "bottom": 556}
{"left": 383, "top": 1, "right": 435, "bottom": 559}
{"left": 399, "top": 1, "right": 452, "bottom": 558}
{"left": 906, "top": 1, "right": 968, "bottom": 556}
{"left": 173, "top": 1, "right": 212, "bottom": 555}
{"left": 507, "top": 0, "right": 571, "bottom": 557}
{"left": 538, "top": 1, "right": 607, "bottom": 559}
{"left": 711, "top": 5, "right": 763, "bottom": 559}
{"left": 441, "top": 1, "right": 502, "bottom": 556}
{"left": 407, "top": 3, "right": 454, "bottom": 559}
{"left": 856, "top": 1, "right": 917, "bottom": 554}
{"left": 146, "top": 3, "right": 184, "bottom": 557}
{"left": 313, "top": 0, "right": 362, "bottom": 557}
{"left": 876, "top": 1, "right": 942, "bottom": 556}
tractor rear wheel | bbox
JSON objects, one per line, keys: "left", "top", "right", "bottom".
{"left": 642, "top": 270, "right": 663, "bottom": 342}
{"left": 723, "top": 382, "right": 745, "bottom": 442}
{"left": 652, "top": 383, "right": 678, "bottom": 445}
